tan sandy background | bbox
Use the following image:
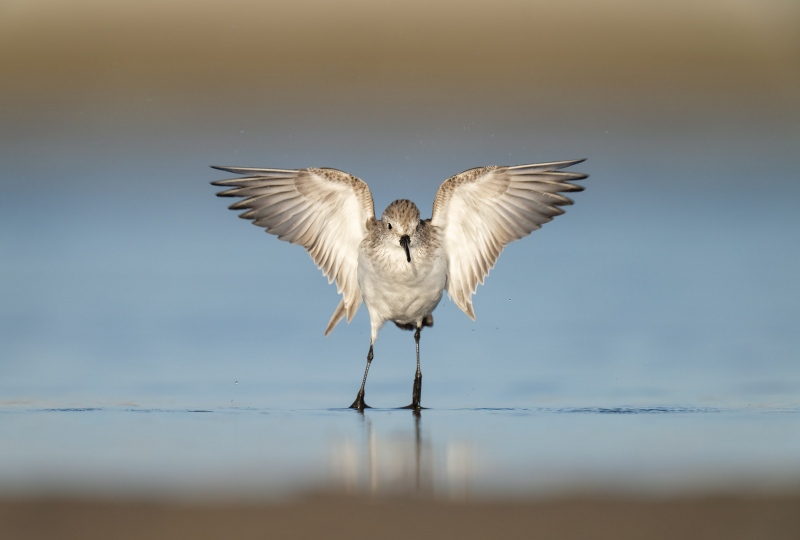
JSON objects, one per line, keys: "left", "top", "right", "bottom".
{"left": 2, "top": 492, "right": 800, "bottom": 540}
{"left": 4, "top": 0, "right": 798, "bottom": 132}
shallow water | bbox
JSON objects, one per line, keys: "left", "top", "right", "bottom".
{"left": 3, "top": 128, "right": 799, "bottom": 501}
{"left": 2, "top": 405, "right": 798, "bottom": 500}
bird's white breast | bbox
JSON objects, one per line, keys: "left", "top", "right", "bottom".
{"left": 357, "top": 234, "right": 447, "bottom": 327}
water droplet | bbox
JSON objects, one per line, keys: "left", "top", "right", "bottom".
{"left": 234, "top": 381, "right": 238, "bottom": 385}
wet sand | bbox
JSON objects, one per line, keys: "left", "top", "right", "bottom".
{"left": 2, "top": 492, "right": 799, "bottom": 540}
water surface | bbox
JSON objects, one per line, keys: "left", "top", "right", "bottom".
{"left": 2, "top": 405, "right": 798, "bottom": 499}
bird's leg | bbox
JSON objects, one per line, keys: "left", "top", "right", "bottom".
{"left": 403, "top": 327, "right": 423, "bottom": 410}
{"left": 349, "top": 344, "right": 373, "bottom": 411}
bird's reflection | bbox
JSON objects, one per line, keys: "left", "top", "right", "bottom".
{"left": 330, "top": 410, "right": 473, "bottom": 497}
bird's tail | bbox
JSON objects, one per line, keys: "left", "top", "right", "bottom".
{"left": 324, "top": 298, "right": 348, "bottom": 336}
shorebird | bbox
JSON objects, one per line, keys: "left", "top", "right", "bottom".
{"left": 212, "top": 159, "right": 587, "bottom": 410}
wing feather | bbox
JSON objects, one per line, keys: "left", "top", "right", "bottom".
{"left": 431, "top": 159, "right": 587, "bottom": 319}
{"left": 212, "top": 166, "right": 375, "bottom": 334}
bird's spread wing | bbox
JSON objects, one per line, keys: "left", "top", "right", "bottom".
{"left": 211, "top": 166, "right": 375, "bottom": 335}
{"left": 430, "top": 159, "right": 587, "bottom": 320}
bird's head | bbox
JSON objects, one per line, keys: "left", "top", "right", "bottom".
{"left": 381, "top": 199, "right": 421, "bottom": 263}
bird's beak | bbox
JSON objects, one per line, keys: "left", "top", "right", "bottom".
{"left": 400, "top": 235, "right": 411, "bottom": 263}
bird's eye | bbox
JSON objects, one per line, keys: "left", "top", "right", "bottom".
{"left": 388, "top": 223, "right": 392, "bottom": 230}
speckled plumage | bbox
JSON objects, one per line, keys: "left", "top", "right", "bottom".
{"left": 211, "top": 159, "right": 588, "bottom": 409}
{"left": 359, "top": 199, "right": 445, "bottom": 343}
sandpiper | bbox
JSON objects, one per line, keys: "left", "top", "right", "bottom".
{"left": 212, "top": 159, "right": 587, "bottom": 410}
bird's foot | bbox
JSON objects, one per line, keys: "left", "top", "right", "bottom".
{"left": 349, "top": 393, "right": 371, "bottom": 411}
{"left": 400, "top": 402, "right": 425, "bottom": 411}
{"left": 401, "top": 375, "right": 423, "bottom": 410}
